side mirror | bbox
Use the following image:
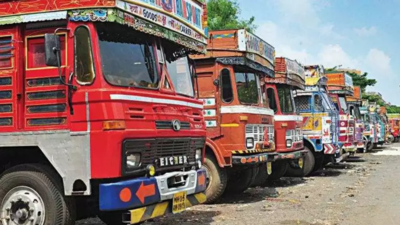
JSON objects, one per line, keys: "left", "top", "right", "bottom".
{"left": 213, "top": 79, "right": 219, "bottom": 86}
{"left": 44, "top": 34, "right": 61, "bottom": 67}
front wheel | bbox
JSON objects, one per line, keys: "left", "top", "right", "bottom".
{"left": 267, "top": 161, "right": 288, "bottom": 181}
{"left": 225, "top": 167, "right": 258, "bottom": 194}
{"left": 202, "top": 155, "right": 228, "bottom": 203}
{"left": 0, "top": 164, "right": 75, "bottom": 225}
{"left": 250, "top": 164, "right": 269, "bottom": 187}
{"left": 285, "top": 147, "right": 315, "bottom": 177}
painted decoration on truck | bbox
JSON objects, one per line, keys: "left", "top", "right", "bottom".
{"left": 0, "top": 11, "right": 67, "bottom": 25}
{"left": 237, "top": 30, "right": 275, "bottom": 65}
{"left": 304, "top": 65, "right": 326, "bottom": 86}
{"left": 68, "top": 9, "right": 206, "bottom": 53}
{"left": 322, "top": 117, "right": 331, "bottom": 143}
{"left": 286, "top": 58, "right": 305, "bottom": 79}
{"left": 116, "top": 0, "right": 207, "bottom": 43}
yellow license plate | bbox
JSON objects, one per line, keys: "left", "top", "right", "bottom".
{"left": 298, "top": 158, "right": 304, "bottom": 169}
{"left": 267, "top": 162, "right": 272, "bottom": 175}
{"left": 172, "top": 192, "right": 187, "bottom": 214}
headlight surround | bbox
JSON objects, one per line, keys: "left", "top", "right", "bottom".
{"left": 126, "top": 153, "right": 141, "bottom": 169}
{"left": 286, "top": 139, "right": 293, "bottom": 147}
{"left": 195, "top": 149, "right": 202, "bottom": 161}
{"left": 246, "top": 137, "right": 254, "bottom": 149}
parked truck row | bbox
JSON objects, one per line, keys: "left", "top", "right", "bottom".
{"left": 0, "top": 1, "right": 395, "bottom": 225}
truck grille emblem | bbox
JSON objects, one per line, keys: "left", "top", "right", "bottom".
{"left": 172, "top": 120, "right": 181, "bottom": 131}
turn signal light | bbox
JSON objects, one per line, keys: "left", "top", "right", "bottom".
{"left": 103, "top": 121, "right": 126, "bottom": 130}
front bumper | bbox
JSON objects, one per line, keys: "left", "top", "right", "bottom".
{"left": 274, "top": 149, "right": 307, "bottom": 161}
{"left": 342, "top": 143, "right": 356, "bottom": 153}
{"left": 232, "top": 152, "right": 277, "bottom": 165}
{"left": 99, "top": 169, "right": 207, "bottom": 212}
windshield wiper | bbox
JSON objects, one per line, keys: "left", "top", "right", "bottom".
{"left": 140, "top": 44, "right": 155, "bottom": 82}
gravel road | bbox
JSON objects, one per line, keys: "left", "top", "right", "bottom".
{"left": 77, "top": 143, "right": 400, "bottom": 225}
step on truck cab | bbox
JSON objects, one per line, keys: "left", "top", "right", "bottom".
{"left": 293, "top": 65, "right": 340, "bottom": 175}
{"left": 264, "top": 57, "right": 307, "bottom": 179}
{"left": 326, "top": 72, "right": 357, "bottom": 156}
{"left": 191, "top": 29, "right": 276, "bottom": 202}
{"left": 346, "top": 86, "right": 365, "bottom": 152}
{"left": 0, "top": 1, "right": 209, "bottom": 224}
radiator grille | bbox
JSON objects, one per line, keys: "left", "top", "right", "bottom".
{"left": 123, "top": 138, "right": 204, "bottom": 171}
{"left": 155, "top": 120, "right": 190, "bottom": 130}
{"left": 245, "top": 124, "right": 274, "bottom": 143}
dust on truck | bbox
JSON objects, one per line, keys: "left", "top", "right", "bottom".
{"left": 191, "top": 29, "right": 276, "bottom": 203}
{"left": 264, "top": 57, "right": 307, "bottom": 179}
{"left": 293, "top": 65, "right": 340, "bottom": 175}
{"left": 0, "top": 0, "right": 209, "bottom": 224}
{"left": 326, "top": 72, "right": 357, "bottom": 156}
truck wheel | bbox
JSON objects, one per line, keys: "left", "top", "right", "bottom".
{"left": 0, "top": 164, "right": 75, "bottom": 225}
{"left": 285, "top": 147, "right": 315, "bottom": 177}
{"left": 267, "top": 161, "right": 288, "bottom": 181}
{"left": 250, "top": 164, "right": 269, "bottom": 187}
{"left": 202, "top": 155, "right": 227, "bottom": 203}
{"left": 373, "top": 143, "right": 378, "bottom": 149}
{"left": 367, "top": 141, "right": 373, "bottom": 152}
{"left": 225, "top": 167, "right": 257, "bottom": 194}
{"left": 312, "top": 152, "right": 324, "bottom": 172}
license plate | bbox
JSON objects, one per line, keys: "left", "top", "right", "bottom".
{"left": 298, "top": 158, "right": 304, "bottom": 169}
{"left": 267, "top": 162, "right": 272, "bottom": 175}
{"left": 172, "top": 192, "right": 187, "bottom": 214}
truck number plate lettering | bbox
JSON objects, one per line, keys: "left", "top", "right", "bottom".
{"left": 172, "top": 191, "right": 187, "bottom": 214}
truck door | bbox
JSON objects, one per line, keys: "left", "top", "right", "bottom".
{"left": 0, "top": 27, "right": 18, "bottom": 131}
{"left": 23, "top": 27, "right": 70, "bottom": 130}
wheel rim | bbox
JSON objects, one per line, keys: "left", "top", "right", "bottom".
{"left": 1, "top": 186, "right": 45, "bottom": 225}
{"left": 203, "top": 165, "right": 212, "bottom": 192}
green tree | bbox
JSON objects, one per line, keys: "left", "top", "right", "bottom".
{"left": 347, "top": 72, "right": 377, "bottom": 94}
{"left": 207, "top": 0, "right": 257, "bottom": 32}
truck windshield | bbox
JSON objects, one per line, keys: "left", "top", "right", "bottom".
{"left": 167, "top": 57, "right": 194, "bottom": 97}
{"left": 339, "top": 96, "right": 348, "bottom": 113}
{"left": 320, "top": 91, "right": 334, "bottom": 111}
{"left": 234, "top": 68, "right": 259, "bottom": 104}
{"left": 96, "top": 23, "right": 159, "bottom": 88}
{"left": 277, "top": 85, "right": 294, "bottom": 113}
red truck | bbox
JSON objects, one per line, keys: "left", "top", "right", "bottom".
{"left": 191, "top": 29, "right": 277, "bottom": 203}
{"left": 0, "top": 1, "right": 208, "bottom": 224}
{"left": 264, "top": 57, "right": 306, "bottom": 178}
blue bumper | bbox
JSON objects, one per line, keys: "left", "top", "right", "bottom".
{"left": 99, "top": 169, "right": 207, "bottom": 211}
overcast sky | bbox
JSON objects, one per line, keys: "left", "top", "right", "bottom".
{"left": 237, "top": 0, "right": 400, "bottom": 105}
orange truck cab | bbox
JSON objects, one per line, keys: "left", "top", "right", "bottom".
{"left": 191, "top": 29, "right": 276, "bottom": 203}
{"left": 388, "top": 114, "right": 400, "bottom": 142}
{"left": 264, "top": 57, "right": 307, "bottom": 178}
{"left": 326, "top": 72, "right": 356, "bottom": 156}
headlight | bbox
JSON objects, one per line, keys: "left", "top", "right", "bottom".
{"left": 195, "top": 149, "right": 202, "bottom": 160}
{"left": 246, "top": 137, "right": 254, "bottom": 148}
{"left": 286, "top": 139, "right": 292, "bottom": 147}
{"left": 126, "top": 153, "right": 141, "bottom": 169}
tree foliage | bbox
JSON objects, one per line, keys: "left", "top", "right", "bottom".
{"left": 347, "top": 72, "right": 377, "bottom": 94}
{"left": 207, "top": 0, "right": 257, "bottom": 32}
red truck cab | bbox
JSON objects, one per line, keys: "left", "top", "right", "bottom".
{"left": 0, "top": 1, "right": 208, "bottom": 224}
{"left": 264, "top": 57, "right": 306, "bottom": 179}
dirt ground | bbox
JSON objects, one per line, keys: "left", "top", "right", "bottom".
{"left": 77, "top": 143, "right": 400, "bottom": 225}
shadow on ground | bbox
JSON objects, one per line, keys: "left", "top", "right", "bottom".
{"left": 145, "top": 210, "right": 221, "bottom": 225}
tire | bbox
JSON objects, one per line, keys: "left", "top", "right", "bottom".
{"left": 285, "top": 147, "right": 315, "bottom": 177}
{"left": 202, "top": 154, "right": 228, "bottom": 203}
{"left": 250, "top": 164, "right": 269, "bottom": 187}
{"left": 312, "top": 152, "right": 324, "bottom": 172}
{"left": 225, "top": 167, "right": 258, "bottom": 194}
{"left": 367, "top": 141, "right": 373, "bottom": 152}
{"left": 0, "top": 164, "right": 75, "bottom": 225}
{"left": 373, "top": 143, "right": 378, "bottom": 149}
{"left": 267, "top": 161, "right": 288, "bottom": 181}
